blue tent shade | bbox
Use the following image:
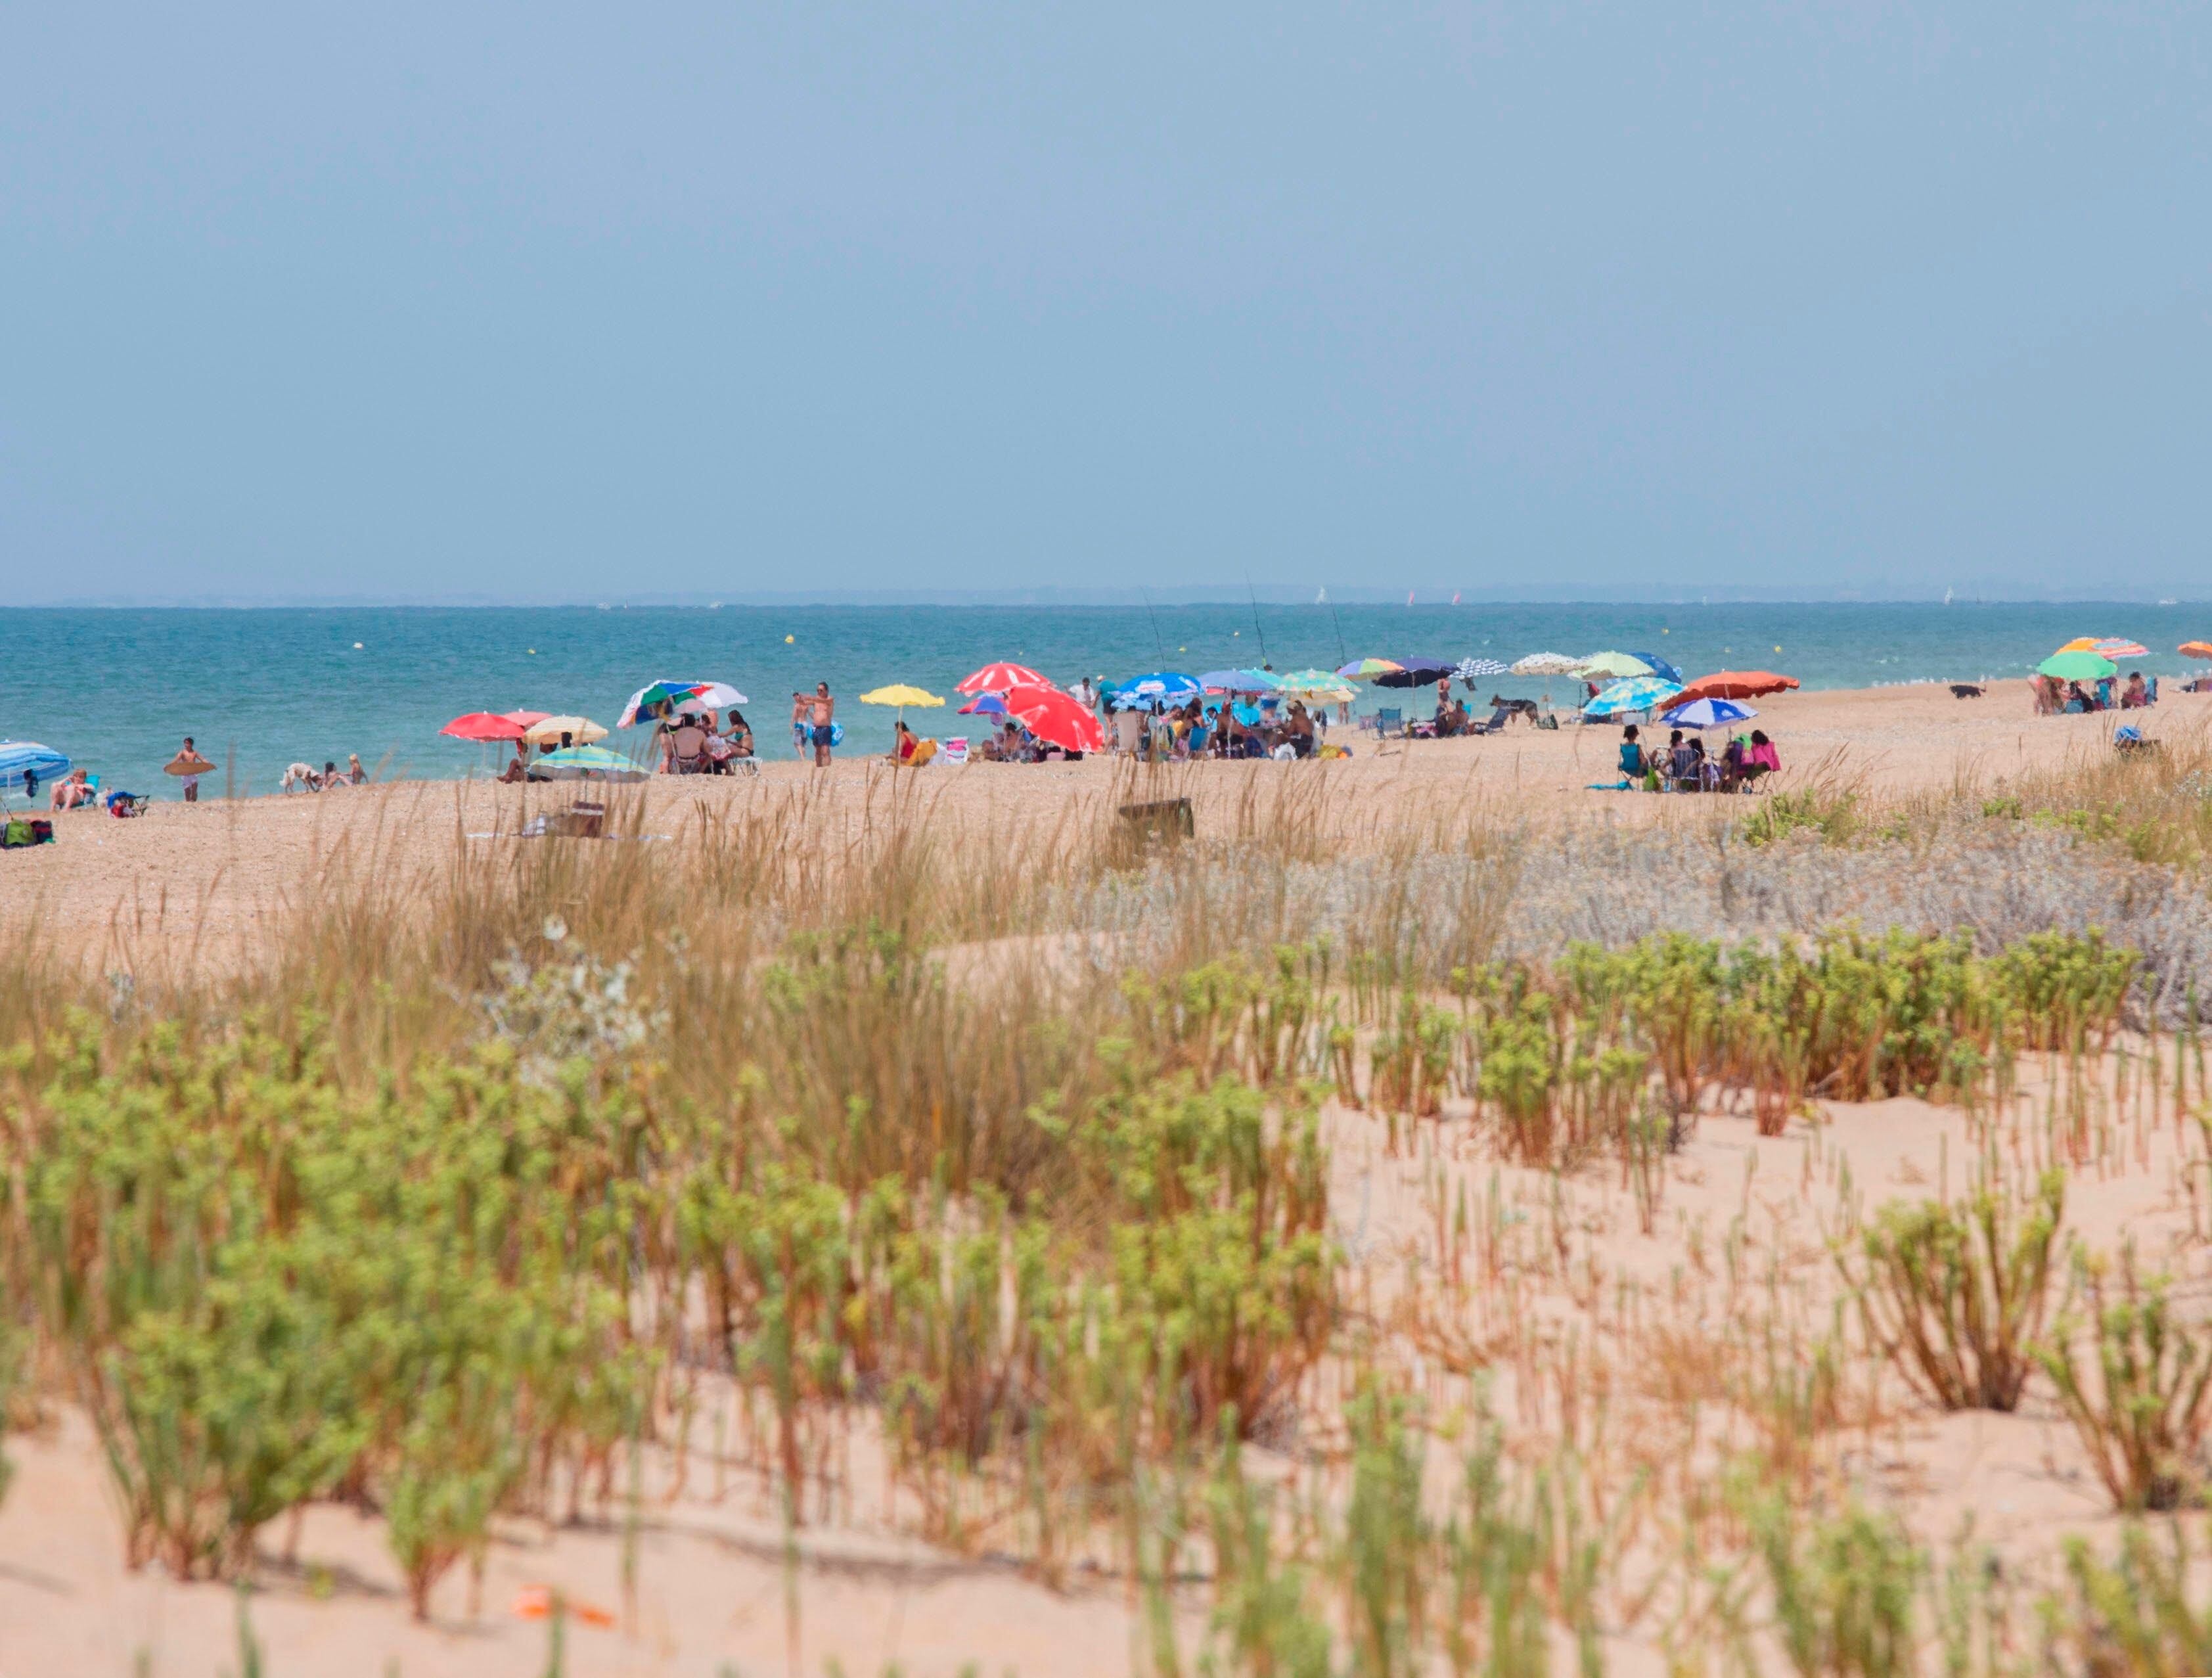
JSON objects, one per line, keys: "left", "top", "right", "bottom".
{"left": 0, "top": 741, "right": 70, "bottom": 792}
{"left": 1661, "top": 697, "right": 1755, "bottom": 731}
{"left": 1627, "top": 650, "right": 1684, "bottom": 684}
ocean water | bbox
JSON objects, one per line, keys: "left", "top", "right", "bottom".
{"left": 1, "top": 602, "right": 2203, "bottom": 798}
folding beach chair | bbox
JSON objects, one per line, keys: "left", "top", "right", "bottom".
{"left": 1371, "top": 708, "right": 1404, "bottom": 738}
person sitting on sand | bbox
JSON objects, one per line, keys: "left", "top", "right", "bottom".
{"left": 319, "top": 760, "right": 348, "bottom": 790}
{"left": 1287, "top": 702, "right": 1318, "bottom": 757}
{"left": 2063, "top": 682, "right": 2089, "bottom": 714}
{"left": 723, "top": 710, "right": 753, "bottom": 760}
{"left": 890, "top": 719, "right": 919, "bottom": 762}
{"left": 499, "top": 745, "right": 528, "bottom": 783}
{"left": 2121, "top": 671, "right": 2148, "bottom": 709}
{"left": 49, "top": 767, "right": 94, "bottom": 810}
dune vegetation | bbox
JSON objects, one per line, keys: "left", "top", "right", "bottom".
{"left": 6, "top": 733, "right": 2212, "bottom": 1675}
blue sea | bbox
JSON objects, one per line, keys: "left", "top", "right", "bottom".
{"left": 1, "top": 603, "right": 2203, "bottom": 798}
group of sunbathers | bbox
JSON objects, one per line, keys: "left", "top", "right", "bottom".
{"left": 657, "top": 708, "right": 753, "bottom": 773}
{"left": 1111, "top": 697, "right": 1324, "bottom": 760}
{"left": 1617, "top": 724, "right": 1779, "bottom": 792}
{"left": 2034, "top": 672, "right": 2155, "bottom": 715}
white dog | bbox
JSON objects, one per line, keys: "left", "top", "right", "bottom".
{"left": 279, "top": 761, "right": 320, "bottom": 794}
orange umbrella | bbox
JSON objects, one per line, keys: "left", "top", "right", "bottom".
{"left": 1674, "top": 669, "right": 1799, "bottom": 703}
{"left": 2179, "top": 641, "right": 2212, "bottom": 660}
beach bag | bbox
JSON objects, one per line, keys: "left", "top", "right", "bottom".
{"left": 2, "top": 820, "right": 31, "bottom": 849}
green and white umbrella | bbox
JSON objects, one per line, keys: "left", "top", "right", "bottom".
{"left": 1575, "top": 650, "right": 1656, "bottom": 681}
{"left": 535, "top": 744, "right": 649, "bottom": 782}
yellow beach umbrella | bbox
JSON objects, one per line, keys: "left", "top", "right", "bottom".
{"left": 522, "top": 714, "right": 608, "bottom": 746}
{"left": 859, "top": 684, "right": 945, "bottom": 709}
{"left": 859, "top": 684, "right": 946, "bottom": 729}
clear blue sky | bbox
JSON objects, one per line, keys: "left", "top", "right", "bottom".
{"left": 4, "top": 4, "right": 2207, "bottom": 603}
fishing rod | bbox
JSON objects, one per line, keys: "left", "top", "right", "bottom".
{"left": 1246, "top": 575, "right": 1270, "bottom": 666}
{"left": 1140, "top": 587, "right": 1167, "bottom": 662}
{"left": 1326, "top": 593, "right": 1349, "bottom": 666}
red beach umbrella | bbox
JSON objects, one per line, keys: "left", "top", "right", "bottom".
{"left": 957, "top": 662, "right": 1049, "bottom": 694}
{"left": 1674, "top": 670, "right": 1799, "bottom": 704}
{"left": 1002, "top": 683, "right": 1104, "bottom": 754}
{"left": 441, "top": 712, "right": 528, "bottom": 742}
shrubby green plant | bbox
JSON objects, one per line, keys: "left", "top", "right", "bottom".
{"left": 1847, "top": 1169, "right": 2064, "bottom": 1413}
{"left": 1741, "top": 1485, "right": 1926, "bottom": 1678}
{"left": 2050, "top": 1521, "right": 2212, "bottom": 1677}
{"left": 2037, "top": 1245, "right": 2212, "bottom": 1512}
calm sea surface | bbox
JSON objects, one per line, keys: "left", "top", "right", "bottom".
{"left": 1, "top": 603, "right": 2203, "bottom": 798}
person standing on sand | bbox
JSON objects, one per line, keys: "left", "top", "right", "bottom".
{"left": 790, "top": 692, "right": 809, "bottom": 759}
{"left": 808, "top": 683, "right": 836, "bottom": 767}
{"left": 176, "top": 736, "right": 202, "bottom": 802}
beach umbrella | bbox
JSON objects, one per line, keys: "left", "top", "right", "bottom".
{"left": 619, "top": 680, "right": 706, "bottom": 728}
{"left": 441, "top": 712, "right": 526, "bottom": 742}
{"left": 956, "top": 662, "right": 1048, "bottom": 694}
{"left": 1274, "top": 668, "right": 1357, "bottom": 702}
{"left": 859, "top": 684, "right": 945, "bottom": 709}
{"left": 686, "top": 682, "right": 749, "bottom": 711}
{"left": 1373, "top": 657, "right": 1457, "bottom": 689}
{"left": 1661, "top": 696, "right": 1756, "bottom": 731}
{"left": 1454, "top": 658, "right": 1510, "bottom": 681}
{"left": 860, "top": 684, "right": 947, "bottom": 729}
{"left": 959, "top": 692, "right": 1008, "bottom": 717}
{"left": 2056, "top": 637, "right": 2148, "bottom": 659}
{"left": 1200, "top": 668, "right": 1282, "bottom": 692}
{"left": 1674, "top": 670, "right": 1799, "bottom": 703}
{"left": 1574, "top": 650, "right": 1657, "bottom": 681}
{"left": 2179, "top": 641, "right": 2212, "bottom": 660}
{"left": 1117, "top": 671, "right": 1202, "bottom": 708}
{"left": 1001, "top": 683, "right": 1106, "bottom": 753}
{"left": 1626, "top": 650, "right": 1684, "bottom": 684}
{"left": 2037, "top": 650, "right": 2116, "bottom": 682}
{"left": 0, "top": 741, "right": 69, "bottom": 793}
{"left": 1336, "top": 658, "right": 1404, "bottom": 681}
{"left": 1583, "top": 676, "right": 1684, "bottom": 719}
{"left": 1511, "top": 652, "right": 1582, "bottom": 677}
{"left": 501, "top": 710, "right": 551, "bottom": 729}
{"left": 522, "top": 715, "right": 608, "bottom": 746}
{"left": 535, "top": 744, "right": 648, "bottom": 782}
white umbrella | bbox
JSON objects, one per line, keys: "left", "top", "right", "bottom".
{"left": 1511, "top": 652, "right": 1582, "bottom": 676}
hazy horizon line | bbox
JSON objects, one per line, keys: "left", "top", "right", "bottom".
{"left": 6, "top": 587, "right": 2205, "bottom": 610}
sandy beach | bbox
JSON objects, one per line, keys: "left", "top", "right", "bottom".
{"left": 7, "top": 679, "right": 2196, "bottom": 966}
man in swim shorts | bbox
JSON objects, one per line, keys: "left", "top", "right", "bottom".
{"left": 808, "top": 683, "right": 835, "bottom": 767}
